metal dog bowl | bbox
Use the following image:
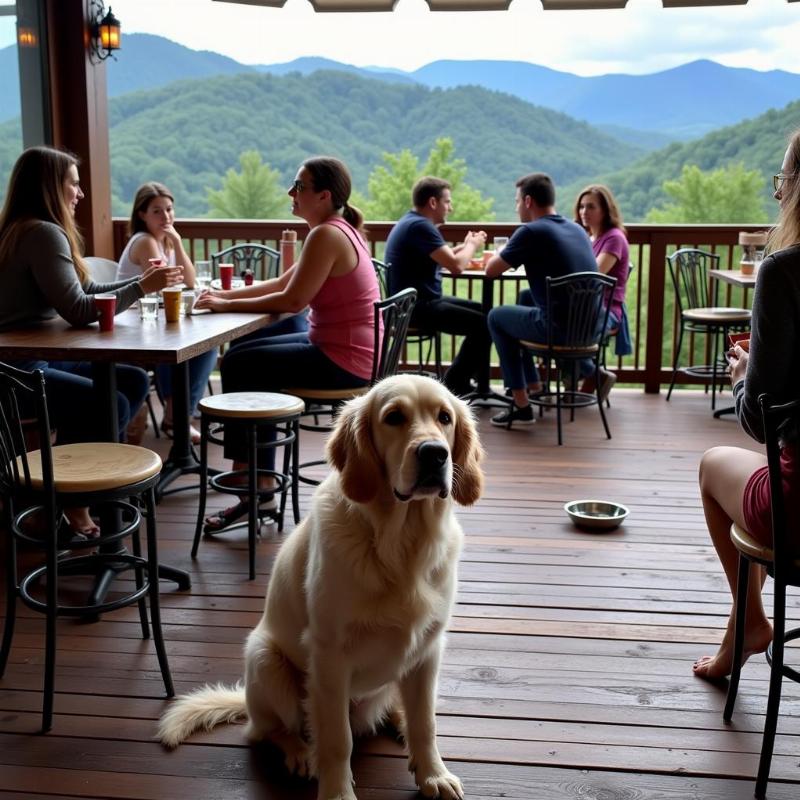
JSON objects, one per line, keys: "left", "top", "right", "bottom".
{"left": 564, "top": 499, "right": 629, "bottom": 531}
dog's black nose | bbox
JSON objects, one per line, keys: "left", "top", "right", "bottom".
{"left": 417, "top": 440, "right": 449, "bottom": 471}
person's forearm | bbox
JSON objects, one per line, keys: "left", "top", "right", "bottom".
{"left": 227, "top": 291, "right": 305, "bottom": 314}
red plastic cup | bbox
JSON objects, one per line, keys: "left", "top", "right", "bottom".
{"left": 219, "top": 263, "right": 234, "bottom": 290}
{"left": 95, "top": 294, "right": 117, "bottom": 332}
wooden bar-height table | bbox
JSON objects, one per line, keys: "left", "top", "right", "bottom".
{"left": 0, "top": 307, "right": 279, "bottom": 598}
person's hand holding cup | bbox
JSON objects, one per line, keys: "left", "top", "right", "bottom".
{"left": 727, "top": 331, "right": 750, "bottom": 385}
{"left": 139, "top": 263, "right": 183, "bottom": 294}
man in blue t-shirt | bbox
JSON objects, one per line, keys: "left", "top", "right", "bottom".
{"left": 484, "top": 172, "right": 597, "bottom": 428}
{"left": 385, "top": 177, "right": 489, "bottom": 396}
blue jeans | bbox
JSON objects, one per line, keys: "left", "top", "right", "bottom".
{"left": 13, "top": 359, "right": 149, "bottom": 443}
{"left": 487, "top": 305, "right": 547, "bottom": 389}
{"left": 156, "top": 350, "right": 218, "bottom": 416}
{"left": 220, "top": 329, "right": 367, "bottom": 469}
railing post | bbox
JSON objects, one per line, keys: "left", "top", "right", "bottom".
{"left": 644, "top": 232, "right": 671, "bottom": 394}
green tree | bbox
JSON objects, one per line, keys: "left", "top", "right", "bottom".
{"left": 645, "top": 163, "right": 769, "bottom": 224}
{"left": 358, "top": 138, "right": 494, "bottom": 222}
{"left": 206, "top": 150, "right": 287, "bottom": 219}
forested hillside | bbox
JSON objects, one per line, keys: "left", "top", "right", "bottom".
{"left": 570, "top": 103, "right": 798, "bottom": 222}
{"left": 104, "top": 70, "right": 642, "bottom": 218}
{"left": 0, "top": 63, "right": 794, "bottom": 222}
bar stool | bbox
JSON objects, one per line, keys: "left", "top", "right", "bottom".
{"left": 191, "top": 391, "right": 304, "bottom": 579}
{"left": 0, "top": 363, "right": 174, "bottom": 732}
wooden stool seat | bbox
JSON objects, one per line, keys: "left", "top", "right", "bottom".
{"left": 683, "top": 307, "right": 751, "bottom": 324}
{"left": 19, "top": 442, "right": 162, "bottom": 493}
{"left": 520, "top": 340, "right": 599, "bottom": 356}
{"left": 199, "top": 392, "right": 304, "bottom": 419}
{"left": 283, "top": 386, "right": 368, "bottom": 402}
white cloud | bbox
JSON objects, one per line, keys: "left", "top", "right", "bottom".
{"left": 3, "top": 0, "right": 799, "bottom": 76}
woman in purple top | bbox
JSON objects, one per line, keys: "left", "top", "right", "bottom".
{"left": 574, "top": 184, "right": 632, "bottom": 399}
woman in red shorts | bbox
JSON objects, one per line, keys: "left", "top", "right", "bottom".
{"left": 693, "top": 129, "right": 800, "bottom": 680}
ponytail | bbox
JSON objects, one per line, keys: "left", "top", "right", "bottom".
{"left": 342, "top": 202, "right": 365, "bottom": 235}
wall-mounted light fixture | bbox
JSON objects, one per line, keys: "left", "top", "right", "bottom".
{"left": 17, "top": 27, "right": 38, "bottom": 47}
{"left": 89, "top": 1, "right": 121, "bottom": 64}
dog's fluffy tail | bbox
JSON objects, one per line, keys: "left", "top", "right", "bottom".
{"left": 157, "top": 682, "right": 247, "bottom": 748}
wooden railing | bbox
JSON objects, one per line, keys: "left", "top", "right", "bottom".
{"left": 112, "top": 219, "right": 768, "bottom": 393}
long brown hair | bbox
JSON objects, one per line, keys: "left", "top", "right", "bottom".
{"left": 0, "top": 146, "right": 88, "bottom": 284}
{"left": 303, "top": 156, "right": 365, "bottom": 234}
{"left": 768, "top": 128, "right": 800, "bottom": 253}
{"left": 129, "top": 182, "right": 175, "bottom": 252}
{"left": 573, "top": 184, "right": 626, "bottom": 236}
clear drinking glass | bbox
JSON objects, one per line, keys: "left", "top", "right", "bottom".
{"left": 494, "top": 236, "right": 509, "bottom": 253}
{"left": 195, "top": 260, "right": 212, "bottom": 289}
{"left": 138, "top": 295, "right": 159, "bottom": 321}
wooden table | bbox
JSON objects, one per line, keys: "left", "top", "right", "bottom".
{"left": 0, "top": 308, "right": 278, "bottom": 598}
{"left": 0, "top": 307, "right": 278, "bottom": 493}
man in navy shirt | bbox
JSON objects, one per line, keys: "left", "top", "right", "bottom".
{"left": 485, "top": 172, "right": 597, "bottom": 428}
{"left": 385, "top": 176, "right": 489, "bottom": 396}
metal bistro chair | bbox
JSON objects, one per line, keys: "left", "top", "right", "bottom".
{"left": 211, "top": 243, "right": 281, "bottom": 282}
{"left": 374, "top": 258, "right": 442, "bottom": 380}
{"left": 522, "top": 272, "right": 616, "bottom": 445}
{"left": 284, "top": 287, "right": 417, "bottom": 487}
{"left": 723, "top": 394, "right": 800, "bottom": 799}
{"left": 0, "top": 362, "right": 173, "bottom": 731}
{"left": 666, "top": 248, "right": 751, "bottom": 411}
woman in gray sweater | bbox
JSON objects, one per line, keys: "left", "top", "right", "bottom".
{"left": 693, "top": 129, "right": 800, "bottom": 680}
{"left": 0, "top": 146, "right": 181, "bottom": 535}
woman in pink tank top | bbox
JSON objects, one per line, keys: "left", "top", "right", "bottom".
{"left": 194, "top": 156, "right": 381, "bottom": 533}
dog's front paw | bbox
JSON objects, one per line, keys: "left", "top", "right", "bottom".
{"left": 416, "top": 768, "right": 464, "bottom": 799}
{"left": 283, "top": 737, "right": 313, "bottom": 779}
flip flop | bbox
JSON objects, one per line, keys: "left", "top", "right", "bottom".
{"left": 203, "top": 497, "right": 278, "bottom": 535}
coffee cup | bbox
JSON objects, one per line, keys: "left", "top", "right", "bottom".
{"left": 218, "top": 263, "right": 234, "bottom": 290}
{"left": 95, "top": 294, "right": 116, "bottom": 332}
{"left": 162, "top": 287, "right": 182, "bottom": 323}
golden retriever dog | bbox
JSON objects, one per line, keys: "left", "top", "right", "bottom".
{"left": 158, "top": 374, "right": 483, "bottom": 800}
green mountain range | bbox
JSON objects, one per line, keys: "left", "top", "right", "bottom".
{"left": 105, "top": 70, "right": 644, "bottom": 219}
{"left": 0, "top": 58, "right": 794, "bottom": 222}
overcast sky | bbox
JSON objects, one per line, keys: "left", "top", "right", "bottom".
{"left": 2, "top": 0, "right": 799, "bottom": 75}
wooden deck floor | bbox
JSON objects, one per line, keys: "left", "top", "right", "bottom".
{"left": 2, "top": 388, "right": 800, "bottom": 799}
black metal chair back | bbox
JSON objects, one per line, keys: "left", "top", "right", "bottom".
{"left": 211, "top": 243, "right": 280, "bottom": 282}
{"left": 371, "top": 257, "right": 388, "bottom": 300}
{"left": 372, "top": 288, "right": 417, "bottom": 384}
{"left": 545, "top": 271, "right": 616, "bottom": 350}
{"left": 761, "top": 395, "right": 800, "bottom": 580}
{"left": 667, "top": 248, "right": 720, "bottom": 313}
{"left": 723, "top": 394, "right": 800, "bottom": 798}
{"left": 0, "top": 363, "right": 54, "bottom": 528}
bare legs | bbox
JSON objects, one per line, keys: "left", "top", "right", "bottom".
{"left": 694, "top": 445, "right": 773, "bottom": 680}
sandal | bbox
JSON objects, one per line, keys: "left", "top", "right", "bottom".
{"left": 203, "top": 496, "right": 278, "bottom": 535}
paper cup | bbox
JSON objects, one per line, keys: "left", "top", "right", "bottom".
{"left": 95, "top": 294, "right": 116, "bottom": 332}
{"left": 219, "top": 263, "right": 234, "bottom": 290}
{"left": 162, "top": 287, "right": 182, "bottom": 322}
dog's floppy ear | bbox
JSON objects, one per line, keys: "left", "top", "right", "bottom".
{"left": 450, "top": 396, "right": 484, "bottom": 506}
{"left": 326, "top": 393, "right": 382, "bottom": 504}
